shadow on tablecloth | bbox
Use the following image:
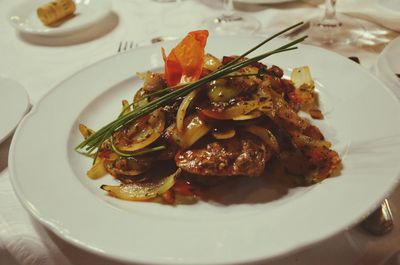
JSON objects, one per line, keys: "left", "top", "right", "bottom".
{"left": 0, "top": 133, "right": 13, "bottom": 173}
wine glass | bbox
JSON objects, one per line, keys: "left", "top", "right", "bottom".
{"left": 293, "top": 0, "right": 365, "bottom": 45}
{"left": 204, "top": 0, "right": 260, "bottom": 35}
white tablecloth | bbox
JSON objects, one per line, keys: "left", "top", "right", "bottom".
{"left": 1, "top": 1, "right": 399, "bottom": 265}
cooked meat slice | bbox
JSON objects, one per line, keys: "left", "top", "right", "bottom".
{"left": 175, "top": 135, "right": 271, "bottom": 177}
{"left": 225, "top": 66, "right": 262, "bottom": 95}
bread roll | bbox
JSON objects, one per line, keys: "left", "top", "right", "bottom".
{"left": 37, "top": 0, "right": 76, "bottom": 26}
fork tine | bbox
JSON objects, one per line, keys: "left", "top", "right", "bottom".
{"left": 117, "top": 41, "right": 123, "bottom": 53}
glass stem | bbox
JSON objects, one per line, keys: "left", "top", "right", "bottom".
{"left": 321, "top": 0, "right": 340, "bottom": 26}
{"left": 222, "top": 0, "right": 235, "bottom": 18}
{"left": 324, "top": 0, "right": 337, "bottom": 20}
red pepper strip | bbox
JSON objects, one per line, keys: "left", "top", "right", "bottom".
{"left": 162, "top": 30, "right": 209, "bottom": 87}
{"left": 173, "top": 179, "right": 199, "bottom": 196}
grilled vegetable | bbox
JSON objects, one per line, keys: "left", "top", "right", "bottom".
{"left": 203, "top": 53, "right": 222, "bottom": 72}
{"left": 172, "top": 115, "right": 211, "bottom": 149}
{"left": 243, "top": 125, "right": 279, "bottom": 152}
{"left": 207, "top": 80, "right": 240, "bottom": 102}
{"left": 291, "top": 66, "right": 314, "bottom": 89}
{"left": 200, "top": 99, "right": 259, "bottom": 120}
{"left": 113, "top": 109, "right": 165, "bottom": 152}
{"left": 176, "top": 89, "right": 200, "bottom": 132}
{"left": 212, "top": 128, "right": 236, "bottom": 139}
{"left": 101, "top": 169, "right": 180, "bottom": 201}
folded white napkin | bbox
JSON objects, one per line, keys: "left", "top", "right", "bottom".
{"left": 336, "top": 0, "right": 400, "bottom": 32}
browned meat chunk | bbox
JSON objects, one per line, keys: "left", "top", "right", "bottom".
{"left": 175, "top": 135, "right": 271, "bottom": 177}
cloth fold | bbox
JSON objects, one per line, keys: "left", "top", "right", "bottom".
{"left": 336, "top": 0, "right": 400, "bottom": 32}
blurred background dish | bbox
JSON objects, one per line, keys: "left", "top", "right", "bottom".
{"left": 373, "top": 36, "right": 400, "bottom": 97}
{"left": 8, "top": 0, "right": 112, "bottom": 37}
{"left": 0, "top": 77, "right": 29, "bottom": 144}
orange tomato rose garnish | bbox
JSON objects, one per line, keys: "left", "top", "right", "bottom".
{"left": 162, "top": 30, "right": 209, "bottom": 87}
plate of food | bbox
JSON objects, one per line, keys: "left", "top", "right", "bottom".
{"left": 8, "top": 0, "right": 111, "bottom": 36}
{"left": 0, "top": 77, "right": 30, "bottom": 144}
{"left": 9, "top": 24, "right": 400, "bottom": 265}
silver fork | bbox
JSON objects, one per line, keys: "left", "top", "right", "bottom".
{"left": 361, "top": 199, "right": 394, "bottom": 236}
{"left": 117, "top": 41, "right": 135, "bottom": 53}
{"left": 117, "top": 36, "right": 178, "bottom": 53}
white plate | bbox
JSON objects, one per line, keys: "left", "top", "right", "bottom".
{"left": 8, "top": 0, "right": 112, "bottom": 36}
{"left": 235, "top": 0, "right": 296, "bottom": 4}
{"left": 374, "top": 36, "right": 400, "bottom": 98}
{"left": 0, "top": 77, "right": 29, "bottom": 144}
{"left": 9, "top": 36, "right": 400, "bottom": 265}
{"left": 378, "top": 0, "right": 400, "bottom": 12}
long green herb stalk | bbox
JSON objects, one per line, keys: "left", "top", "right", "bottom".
{"left": 76, "top": 22, "right": 307, "bottom": 158}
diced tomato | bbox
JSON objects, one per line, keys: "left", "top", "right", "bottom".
{"left": 98, "top": 149, "right": 113, "bottom": 159}
{"left": 162, "top": 189, "right": 176, "bottom": 204}
{"left": 173, "top": 179, "right": 199, "bottom": 196}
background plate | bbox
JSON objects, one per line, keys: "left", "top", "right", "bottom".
{"left": 373, "top": 36, "right": 400, "bottom": 97}
{"left": 0, "top": 77, "right": 29, "bottom": 143}
{"left": 8, "top": 0, "right": 112, "bottom": 36}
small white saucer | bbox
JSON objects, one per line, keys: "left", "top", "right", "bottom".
{"left": 378, "top": 0, "right": 400, "bottom": 12}
{"left": 373, "top": 36, "right": 400, "bottom": 98}
{"left": 8, "top": 0, "right": 112, "bottom": 37}
{"left": 0, "top": 77, "right": 30, "bottom": 144}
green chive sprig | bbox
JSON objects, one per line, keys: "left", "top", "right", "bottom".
{"left": 76, "top": 22, "right": 307, "bottom": 158}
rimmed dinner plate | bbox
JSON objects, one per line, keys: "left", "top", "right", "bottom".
{"left": 8, "top": 0, "right": 111, "bottom": 37}
{"left": 0, "top": 77, "right": 29, "bottom": 144}
{"left": 9, "top": 36, "right": 400, "bottom": 265}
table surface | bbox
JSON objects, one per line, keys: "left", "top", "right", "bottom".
{"left": 0, "top": 1, "right": 399, "bottom": 265}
